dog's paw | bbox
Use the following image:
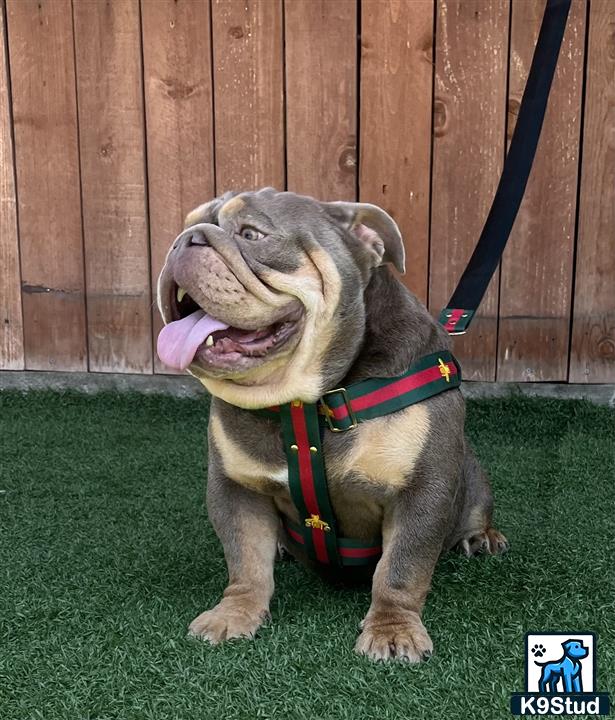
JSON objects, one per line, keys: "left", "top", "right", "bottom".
{"left": 457, "top": 527, "right": 509, "bottom": 557}
{"left": 531, "top": 643, "right": 546, "bottom": 658}
{"left": 188, "top": 600, "right": 270, "bottom": 644}
{"left": 355, "top": 611, "right": 433, "bottom": 663}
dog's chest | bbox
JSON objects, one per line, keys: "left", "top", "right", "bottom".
{"left": 210, "top": 403, "right": 431, "bottom": 496}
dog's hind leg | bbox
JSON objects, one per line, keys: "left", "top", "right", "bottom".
{"left": 539, "top": 666, "right": 560, "bottom": 693}
{"left": 449, "top": 441, "right": 509, "bottom": 557}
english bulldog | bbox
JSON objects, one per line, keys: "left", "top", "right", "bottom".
{"left": 156, "top": 187, "right": 508, "bottom": 662}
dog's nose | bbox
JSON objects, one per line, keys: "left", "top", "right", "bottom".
{"left": 184, "top": 229, "right": 209, "bottom": 247}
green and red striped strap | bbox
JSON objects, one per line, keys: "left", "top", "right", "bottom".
{"left": 282, "top": 518, "right": 381, "bottom": 567}
{"left": 438, "top": 308, "right": 475, "bottom": 335}
{"left": 254, "top": 350, "right": 461, "bottom": 567}
{"left": 279, "top": 401, "right": 341, "bottom": 565}
{"left": 319, "top": 351, "right": 461, "bottom": 431}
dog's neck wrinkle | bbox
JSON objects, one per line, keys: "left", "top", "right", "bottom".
{"left": 206, "top": 268, "right": 451, "bottom": 409}
{"left": 338, "top": 268, "right": 450, "bottom": 385}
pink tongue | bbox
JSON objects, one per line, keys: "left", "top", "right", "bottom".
{"left": 157, "top": 310, "right": 230, "bottom": 370}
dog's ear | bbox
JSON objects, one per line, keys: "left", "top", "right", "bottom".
{"left": 184, "top": 191, "right": 239, "bottom": 228}
{"left": 321, "top": 201, "right": 406, "bottom": 274}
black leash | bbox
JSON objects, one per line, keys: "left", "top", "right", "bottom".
{"left": 439, "top": 0, "right": 572, "bottom": 336}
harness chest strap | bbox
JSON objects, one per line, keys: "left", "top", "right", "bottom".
{"left": 256, "top": 350, "right": 461, "bottom": 567}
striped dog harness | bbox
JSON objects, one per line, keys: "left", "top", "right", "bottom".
{"left": 251, "top": 0, "right": 572, "bottom": 568}
{"left": 256, "top": 350, "right": 461, "bottom": 567}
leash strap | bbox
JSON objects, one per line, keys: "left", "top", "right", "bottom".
{"left": 259, "top": 351, "right": 461, "bottom": 567}
{"left": 439, "top": 0, "right": 572, "bottom": 335}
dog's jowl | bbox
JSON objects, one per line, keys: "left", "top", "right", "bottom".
{"left": 156, "top": 188, "right": 508, "bottom": 662}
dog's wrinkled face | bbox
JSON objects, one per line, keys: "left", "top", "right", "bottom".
{"left": 157, "top": 188, "right": 404, "bottom": 408}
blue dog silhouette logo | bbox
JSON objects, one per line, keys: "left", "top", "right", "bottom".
{"left": 533, "top": 638, "right": 588, "bottom": 693}
{"left": 510, "top": 632, "right": 610, "bottom": 716}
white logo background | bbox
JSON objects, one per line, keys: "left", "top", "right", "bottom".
{"left": 526, "top": 633, "right": 594, "bottom": 693}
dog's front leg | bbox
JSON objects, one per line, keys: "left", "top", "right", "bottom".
{"left": 355, "top": 480, "right": 452, "bottom": 662}
{"left": 188, "top": 456, "right": 279, "bottom": 644}
{"left": 572, "top": 673, "right": 581, "bottom": 693}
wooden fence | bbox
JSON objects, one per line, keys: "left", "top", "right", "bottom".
{"left": 1, "top": 0, "right": 613, "bottom": 382}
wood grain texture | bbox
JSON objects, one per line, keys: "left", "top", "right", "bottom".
{"left": 570, "top": 0, "right": 615, "bottom": 382}
{"left": 429, "top": 0, "right": 509, "bottom": 380}
{"left": 0, "top": 0, "right": 610, "bottom": 384}
{"left": 360, "top": 0, "right": 434, "bottom": 303}
{"left": 497, "top": 0, "right": 586, "bottom": 382}
{"left": 6, "top": 0, "right": 86, "bottom": 371}
{"left": 0, "top": 3, "right": 23, "bottom": 369}
{"left": 141, "top": 0, "right": 215, "bottom": 374}
{"left": 285, "top": 0, "right": 356, "bottom": 201}
{"left": 211, "top": 0, "right": 284, "bottom": 192}
{"left": 74, "top": 0, "right": 151, "bottom": 373}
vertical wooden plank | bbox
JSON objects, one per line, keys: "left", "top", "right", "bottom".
{"left": 6, "top": 0, "right": 86, "bottom": 371}
{"left": 211, "top": 0, "right": 284, "bottom": 192}
{"left": 497, "top": 0, "right": 585, "bottom": 382}
{"left": 570, "top": 0, "right": 615, "bottom": 382}
{"left": 360, "top": 0, "right": 434, "bottom": 303}
{"left": 141, "top": 0, "right": 215, "bottom": 374}
{"left": 285, "top": 0, "right": 356, "bottom": 202}
{"left": 0, "top": 2, "right": 23, "bottom": 369}
{"left": 429, "top": 0, "right": 509, "bottom": 380}
{"left": 74, "top": 0, "right": 152, "bottom": 374}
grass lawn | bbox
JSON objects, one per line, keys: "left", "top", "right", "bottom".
{"left": 1, "top": 391, "right": 613, "bottom": 720}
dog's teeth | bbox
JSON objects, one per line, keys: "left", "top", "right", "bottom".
{"left": 205, "top": 335, "right": 214, "bottom": 347}
{"left": 177, "top": 287, "right": 187, "bottom": 303}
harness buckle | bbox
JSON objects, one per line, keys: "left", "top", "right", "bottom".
{"left": 320, "top": 387, "right": 358, "bottom": 432}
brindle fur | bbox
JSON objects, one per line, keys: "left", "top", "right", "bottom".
{"left": 158, "top": 189, "right": 508, "bottom": 661}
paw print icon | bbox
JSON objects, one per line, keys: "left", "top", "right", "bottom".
{"left": 531, "top": 643, "right": 546, "bottom": 658}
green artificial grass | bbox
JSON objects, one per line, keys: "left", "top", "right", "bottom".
{"left": 0, "top": 391, "right": 613, "bottom": 720}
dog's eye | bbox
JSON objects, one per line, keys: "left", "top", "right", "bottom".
{"left": 239, "top": 226, "right": 265, "bottom": 241}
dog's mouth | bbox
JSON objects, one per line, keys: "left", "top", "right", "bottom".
{"left": 157, "top": 284, "right": 303, "bottom": 373}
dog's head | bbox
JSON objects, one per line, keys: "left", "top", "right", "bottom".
{"left": 157, "top": 188, "right": 404, "bottom": 408}
{"left": 562, "top": 640, "right": 589, "bottom": 660}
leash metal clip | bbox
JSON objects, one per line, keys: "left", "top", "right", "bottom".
{"left": 321, "top": 387, "right": 358, "bottom": 432}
